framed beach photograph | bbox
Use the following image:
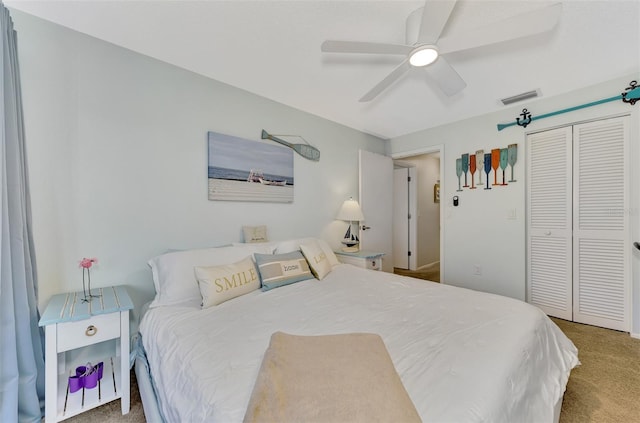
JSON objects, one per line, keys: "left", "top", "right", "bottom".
{"left": 208, "top": 131, "right": 294, "bottom": 203}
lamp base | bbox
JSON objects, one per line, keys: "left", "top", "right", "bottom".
{"left": 341, "top": 244, "right": 360, "bottom": 253}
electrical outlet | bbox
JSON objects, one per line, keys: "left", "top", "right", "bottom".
{"left": 473, "top": 265, "right": 482, "bottom": 276}
{"left": 507, "top": 209, "right": 517, "bottom": 220}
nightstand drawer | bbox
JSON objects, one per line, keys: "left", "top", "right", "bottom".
{"left": 363, "top": 258, "right": 381, "bottom": 270}
{"left": 57, "top": 312, "right": 120, "bottom": 352}
{"left": 335, "top": 251, "right": 384, "bottom": 271}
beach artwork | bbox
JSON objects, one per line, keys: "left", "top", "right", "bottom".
{"left": 208, "top": 131, "right": 294, "bottom": 203}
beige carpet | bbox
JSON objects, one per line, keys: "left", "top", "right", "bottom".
{"left": 553, "top": 318, "right": 640, "bottom": 423}
{"left": 72, "top": 320, "right": 639, "bottom": 423}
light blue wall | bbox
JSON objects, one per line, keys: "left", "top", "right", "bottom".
{"left": 389, "top": 75, "right": 640, "bottom": 336}
{"left": 11, "top": 10, "right": 385, "bottom": 324}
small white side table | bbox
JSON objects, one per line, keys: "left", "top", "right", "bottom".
{"left": 39, "top": 286, "right": 133, "bottom": 422}
{"left": 335, "top": 250, "right": 384, "bottom": 271}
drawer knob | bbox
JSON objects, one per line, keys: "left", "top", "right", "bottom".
{"left": 85, "top": 325, "right": 98, "bottom": 336}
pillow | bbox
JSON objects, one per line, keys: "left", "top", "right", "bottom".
{"left": 300, "top": 240, "right": 333, "bottom": 280}
{"left": 195, "top": 256, "right": 260, "bottom": 308}
{"left": 254, "top": 251, "right": 314, "bottom": 291}
{"left": 148, "top": 243, "right": 275, "bottom": 308}
{"left": 232, "top": 241, "right": 278, "bottom": 251}
{"left": 243, "top": 225, "right": 268, "bottom": 243}
{"left": 275, "top": 237, "right": 340, "bottom": 267}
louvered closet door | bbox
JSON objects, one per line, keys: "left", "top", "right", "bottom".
{"left": 527, "top": 127, "right": 573, "bottom": 320}
{"left": 573, "top": 117, "right": 629, "bottom": 331}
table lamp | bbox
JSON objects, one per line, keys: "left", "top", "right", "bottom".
{"left": 336, "top": 198, "right": 365, "bottom": 252}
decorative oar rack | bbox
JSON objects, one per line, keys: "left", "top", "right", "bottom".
{"left": 497, "top": 80, "right": 639, "bottom": 131}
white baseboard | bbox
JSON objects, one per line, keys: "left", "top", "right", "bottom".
{"left": 631, "top": 332, "right": 640, "bottom": 339}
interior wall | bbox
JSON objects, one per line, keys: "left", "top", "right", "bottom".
{"left": 11, "top": 11, "right": 385, "bottom": 324}
{"left": 401, "top": 154, "right": 440, "bottom": 268}
{"left": 389, "top": 75, "right": 640, "bottom": 336}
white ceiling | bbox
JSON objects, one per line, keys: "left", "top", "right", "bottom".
{"left": 6, "top": 0, "right": 640, "bottom": 139}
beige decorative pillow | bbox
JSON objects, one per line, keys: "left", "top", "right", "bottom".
{"left": 195, "top": 256, "right": 260, "bottom": 308}
{"left": 275, "top": 237, "right": 340, "bottom": 267}
{"left": 300, "top": 240, "right": 332, "bottom": 280}
{"left": 243, "top": 225, "right": 268, "bottom": 243}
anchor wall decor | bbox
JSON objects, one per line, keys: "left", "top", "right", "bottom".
{"left": 497, "top": 80, "right": 640, "bottom": 131}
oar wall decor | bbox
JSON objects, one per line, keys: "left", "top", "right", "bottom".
{"left": 261, "top": 130, "right": 320, "bottom": 161}
{"left": 497, "top": 80, "right": 640, "bottom": 131}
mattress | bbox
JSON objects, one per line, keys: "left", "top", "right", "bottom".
{"left": 139, "top": 264, "right": 578, "bottom": 422}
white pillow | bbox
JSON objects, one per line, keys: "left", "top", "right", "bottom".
{"left": 148, "top": 243, "right": 275, "bottom": 308}
{"left": 300, "top": 240, "right": 333, "bottom": 280}
{"left": 232, "top": 241, "right": 278, "bottom": 251}
{"left": 275, "top": 237, "right": 340, "bottom": 267}
{"left": 195, "top": 256, "right": 260, "bottom": 308}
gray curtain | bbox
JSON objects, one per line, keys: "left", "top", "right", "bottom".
{"left": 0, "top": 4, "right": 46, "bottom": 422}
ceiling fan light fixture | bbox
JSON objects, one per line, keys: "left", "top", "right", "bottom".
{"left": 409, "top": 46, "right": 438, "bottom": 67}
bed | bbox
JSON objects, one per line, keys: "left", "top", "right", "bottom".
{"left": 136, "top": 238, "right": 579, "bottom": 423}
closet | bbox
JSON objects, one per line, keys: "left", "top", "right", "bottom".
{"left": 526, "top": 116, "right": 630, "bottom": 331}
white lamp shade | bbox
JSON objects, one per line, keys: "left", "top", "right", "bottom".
{"left": 336, "top": 199, "right": 365, "bottom": 221}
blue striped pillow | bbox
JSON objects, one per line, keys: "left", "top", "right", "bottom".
{"left": 254, "top": 251, "right": 314, "bottom": 291}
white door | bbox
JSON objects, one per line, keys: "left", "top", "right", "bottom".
{"left": 408, "top": 167, "right": 417, "bottom": 271}
{"left": 527, "top": 126, "right": 573, "bottom": 320}
{"left": 393, "top": 168, "right": 409, "bottom": 269}
{"left": 359, "top": 150, "right": 394, "bottom": 272}
{"left": 572, "top": 117, "right": 629, "bottom": 331}
{"left": 526, "top": 116, "right": 630, "bottom": 331}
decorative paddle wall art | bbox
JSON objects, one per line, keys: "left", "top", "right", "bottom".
{"left": 497, "top": 80, "right": 640, "bottom": 131}
{"left": 475, "top": 150, "right": 484, "bottom": 186}
{"left": 456, "top": 158, "right": 463, "bottom": 192}
{"left": 462, "top": 154, "right": 470, "bottom": 188}
{"left": 208, "top": 131, "right": 294, "bottom": 203}
{"left": 469, "top": 154, "right": 477, "bottom": 189}
{"left": 483, "top": 153, "right": 492, "bottom": 190}
{"left": 508, "top": 144, "right": 517, "bottom": 182}
{"left": 261, "top": 130, "right": 320, "bottom": 161}
{"left": 456, "top": 144, "right": 518, "bottom": 192}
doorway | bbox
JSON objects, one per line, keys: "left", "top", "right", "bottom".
{"left": 392, "top": 146, "right": 443, "bottom": 282}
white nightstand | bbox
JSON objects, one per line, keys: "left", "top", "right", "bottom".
{"left": 39, "top": 286, "right": 133, "bottom": 422}
{"left": 335, "top": 250, "right": 384, "bottom": 271}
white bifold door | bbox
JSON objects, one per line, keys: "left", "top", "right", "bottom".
{"left": 527, "top": 116, "right": 630, "bottom": 331}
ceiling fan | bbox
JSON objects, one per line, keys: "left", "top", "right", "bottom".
{"left": 321, "top": 1, "right": 562, "bottom": 102}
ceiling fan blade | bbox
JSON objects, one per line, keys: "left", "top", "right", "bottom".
{"left": 359, "top": 60, "right": 411, "bottom": 102}
{"left": 424, "top": 56, "right": 466, "bottom": 96}
{"left": 417, "top": 0, "right": 457, "bottom": 44}
{"left": 437, "top": 3, "right": 562, "bottom": 54}
{"left": 321, "top": 40, "right": 412, "bottom": 55}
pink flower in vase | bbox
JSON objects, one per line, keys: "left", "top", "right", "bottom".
{"left": 79, "top": 257, "right": 99, "bottom": 302}
{"left": 79, "top": 257, "right": 98, "bottom": 269}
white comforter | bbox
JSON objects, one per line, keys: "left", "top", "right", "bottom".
{"left": 140, "top": 264, "right": 578, "bottom": 423}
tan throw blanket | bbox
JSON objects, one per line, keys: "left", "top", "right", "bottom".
{"left": 243, "top": 332, "right": 421, "bottom": 423}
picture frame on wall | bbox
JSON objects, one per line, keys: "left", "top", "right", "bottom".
{"left": 207, "top": 131, "right": 294, "bottom": 203}
{"left": 434, "top": 181, "right": 440, "bottom": 203}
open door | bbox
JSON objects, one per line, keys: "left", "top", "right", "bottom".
{"left": 393, "top": 166, "right": 417, "bottom": 270}
{"left": 393, "top": 168, "right": 409, "bottom": 269}
{"left": 359, "top": 150, "right": 393, "bottom": 272}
